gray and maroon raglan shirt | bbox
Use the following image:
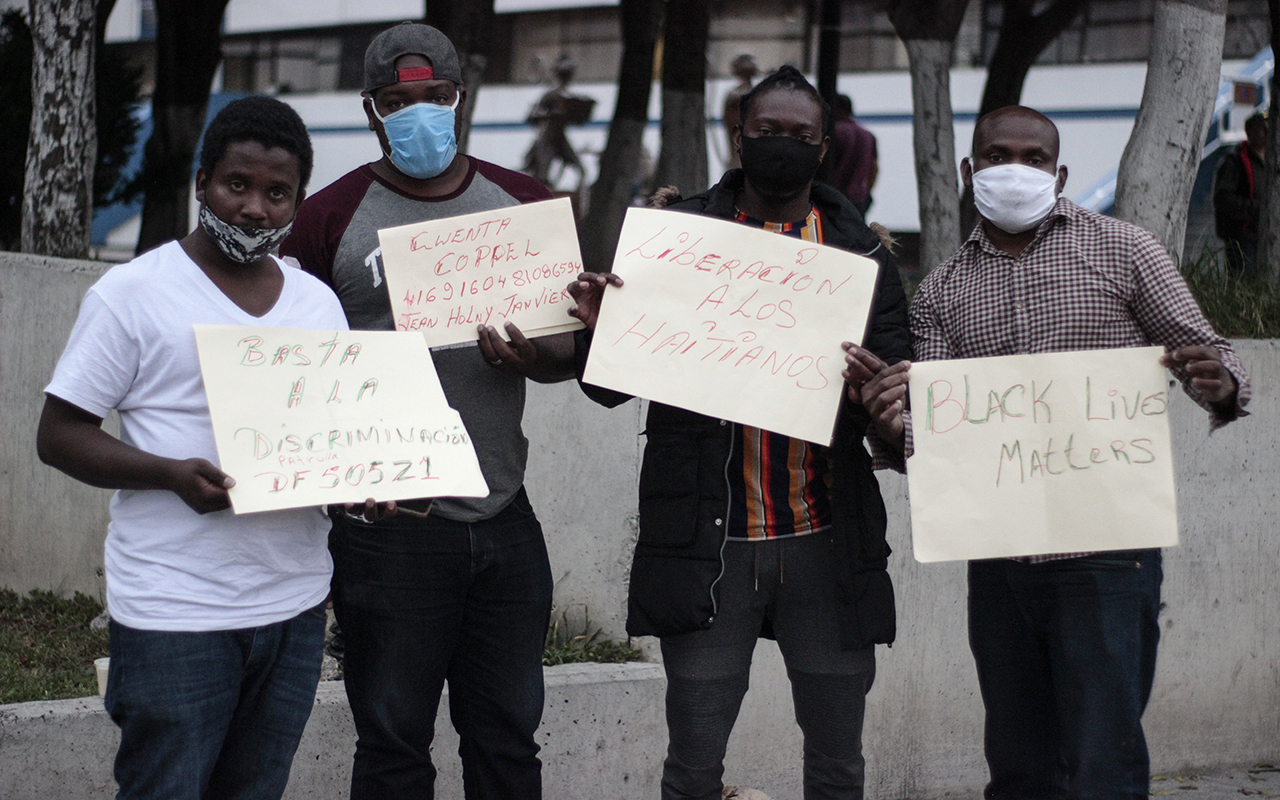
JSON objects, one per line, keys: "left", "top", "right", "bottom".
{"left": 281, "top": 157, "right": 552, "bottom": 522}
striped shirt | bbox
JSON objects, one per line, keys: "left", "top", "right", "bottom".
{"left": 726, "top": 207, "right": 834, "bottom": 541}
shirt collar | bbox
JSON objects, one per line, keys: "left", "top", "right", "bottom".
{"left": 965, "top": 195, "right": 1075, "bottom": 257}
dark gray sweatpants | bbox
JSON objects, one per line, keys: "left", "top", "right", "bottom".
{"left": 658, "top": 533, "right": 877, "bottom": 800}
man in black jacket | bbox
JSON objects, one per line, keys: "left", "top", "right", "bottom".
{"left": 1213, "top": 111, "right": 1268, "bottom": 276}
{"left": 568, "top": 66, "right": 910, "bottom": 800}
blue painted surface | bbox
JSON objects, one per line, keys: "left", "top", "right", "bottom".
{"left": 90, "top": 92, "right": 247, "bottom": 246}
{"left": 1074, "top": 46, "right": 1272, "bottom": 215}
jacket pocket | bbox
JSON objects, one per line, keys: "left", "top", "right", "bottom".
{"left": 626, "top": 553, "right": 721, "bottom": 637}
{"left": 637, "top": 433, "right": 702, "bottom": 548}
{"left": 849, "top": 568, "right": 896, "bottom": 646}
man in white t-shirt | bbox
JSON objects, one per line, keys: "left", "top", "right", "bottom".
{"left": 36, "top": 96, "right": 349, "bottom": 800}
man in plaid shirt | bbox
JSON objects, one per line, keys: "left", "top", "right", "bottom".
{"left": 845, "top": 105, "right": 1250, "bottom": 799}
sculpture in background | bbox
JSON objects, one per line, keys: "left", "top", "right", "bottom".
{"left": 523, "top": 55, "right": 596, "bottom": 190}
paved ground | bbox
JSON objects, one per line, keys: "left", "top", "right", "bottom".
{"left": 1149, "top": 764, "right": 1280, "bottom": 798}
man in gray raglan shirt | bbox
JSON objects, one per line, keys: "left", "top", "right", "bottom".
{"left": 281, "top": 22, "right": 574, "bottom": 800}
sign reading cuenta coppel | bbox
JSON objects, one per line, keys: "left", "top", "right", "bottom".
{"left": 378, "top": 196, "right": 584, "bottom": 347}
{"left": 906, "top": 346, "right": 1177, "bottom": 562}
{"left": 194, "top": 325, "right": 488, "bottom": 514}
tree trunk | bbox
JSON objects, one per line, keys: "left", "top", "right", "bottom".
{"left": 135, "top": 0, "right": 229, "bottom": 254}
{"left": 1114, "top": 0, "right": 1226, "bottom": 260}
{"left": 580, "top": 0, "right": 663, "bottom": 273}
{"left": 653, "top": 0, "right": 710, "bottom": 198}
{"left": 887, "top": 0, "right": 970, "bottom": 273}
{"left": 425, "top": 0, "right": 495, "bottom": 153}
{"left": 961, "top": 0, "right": 1090, "bottom": 234}
{"left": 905, "top": 39, "right": 963, "bottom": 273}
{"left": 816, "top": 0, "right": 841, "bottom": 105}
{"left": 978, "top": 0, "right": 1089, "bottom": 116}
{"left": 1258, "top": 0, "right": 1280, "bottom": 283}
{"left": 95, "top": 0, "right": 116, "bottom": 43}
{"left": 21, "top": 0, "right": 96, "bottom": 258}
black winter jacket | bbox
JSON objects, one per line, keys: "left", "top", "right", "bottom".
{"left": 577, "top": 170, "right": 912, "bottom": 649}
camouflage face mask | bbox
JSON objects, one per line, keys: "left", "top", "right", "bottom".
{"left": 199, "top": 204, "right": 294, "bottom": 264}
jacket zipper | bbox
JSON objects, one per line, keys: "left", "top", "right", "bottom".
{"left": 706, "top": 420, "right": 734, "bottom": 627}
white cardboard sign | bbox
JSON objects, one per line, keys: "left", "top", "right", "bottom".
{"left": 195, "top": 325, "right": 488, "bottom": 514}
{"left": 583, "top": 207, "right": 880, "bottom": 444}
{"left": 906, "top": 347, "right": 1178, "bottom": 562}
{"left": 378, "top": 197, "right": 584, "bottom": 347}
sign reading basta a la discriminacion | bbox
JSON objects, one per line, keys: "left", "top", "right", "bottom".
{"left": 378, "top": 196, "right": 584, "bottom": 348}
{"left": 906, "top": 346, "right": 1178, "bottom": 562}
{"left": 194, "top": 325, "right": 488, "bottom": 514}
{"left": 584, "top": 207, "right": 881, "bottom": 444}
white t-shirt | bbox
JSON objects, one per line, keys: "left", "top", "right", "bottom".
{"left": 45, "top": 241, "right": 349, "bottom": 631}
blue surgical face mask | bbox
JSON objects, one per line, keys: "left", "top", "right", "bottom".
{"left": 372, "top": 95, "right": 460, "bottom": 180}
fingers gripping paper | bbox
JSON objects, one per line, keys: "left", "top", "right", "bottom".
{"left": 195, "top": 325, "right": 488, "bottom": 514}
{"left": 906, "top": 347, "right": 1178, "bottom": 562}
{"left": 379, "top": 197, "right": 585, "bottom": 347}
{"left": 583, "top": 207, "right": 880, "bottom": 444}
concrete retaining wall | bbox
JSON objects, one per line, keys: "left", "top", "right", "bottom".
{"left": 2, "top": 252, "right": 1277, "bottom": 796}
{"left": 0, "top": 663, "right": 666, "bottom": 800}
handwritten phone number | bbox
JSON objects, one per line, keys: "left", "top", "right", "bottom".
{"left": 401, "top": 262, "right": 581, "bottom": 306}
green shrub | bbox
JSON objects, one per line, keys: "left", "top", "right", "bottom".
{"left": 543, "top": 607, "right": 643, "bottom": 666}
{"left": 1181, "top": 249, "right": 1280, "bottom": 339}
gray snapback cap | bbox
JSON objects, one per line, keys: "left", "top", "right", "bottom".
{"left": 364, "top": 22, "right": 462, "bottom": 93}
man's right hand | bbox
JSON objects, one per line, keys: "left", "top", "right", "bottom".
{"left": 842, "top": 343, "right": 910, "bottom": 447}
{"left": 567, "top": 272, "right": 623, "bottom": 331}
{"left": 166, "top": 458, "right": 235, "bottom": 514}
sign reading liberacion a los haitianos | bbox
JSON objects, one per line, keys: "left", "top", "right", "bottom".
{"left": 583, "top": 207, "right": 880, "bottom": 444}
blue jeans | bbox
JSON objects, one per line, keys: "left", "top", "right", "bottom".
{"left": 104, "top": 603, "right": 327, "bottom": 800}
{"left": 659, "top": 535, "right": 877, "bottom": 800}
{"left": 330, "top": 487, "right": 553, "bottom": 799}
{"left": 968, "top": 550, "right": 1162, "bottom": 800}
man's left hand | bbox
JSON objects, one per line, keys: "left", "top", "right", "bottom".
{"left": 1161, "top": 345, "right": 1238, "bottom": 405}
{"left": 478, "top": 322, "right": 539, "bottom": 374}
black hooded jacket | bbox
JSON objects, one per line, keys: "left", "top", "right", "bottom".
{"left": 576, "top": 170, "right": 911, "bottom": 648}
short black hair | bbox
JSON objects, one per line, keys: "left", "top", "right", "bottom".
{"left": 739, "top": 65, "right": 831, "bottom": 136}
{"left": 199, "top": 95, "right": 314, "bottom": 192}
{"left": 1245, "top": 111, "right": 1267, "bottom": 135}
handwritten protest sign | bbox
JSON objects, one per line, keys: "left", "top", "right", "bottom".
{"left": 906, "top": 347, "right": 1177, "bottom": 562}
{"left": 379, "top": 196, "right": 584, "bottom": 347}
{"left": 583, "top": 207, "right": 880, "bottom": 444}
{"left": 194, "top": 325, "right": 488, "bottom": 514}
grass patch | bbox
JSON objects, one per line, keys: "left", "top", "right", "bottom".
{"left": 0, "top": 589, "right": 108, "bottom": 704}
{"left": 0, "top": 588, "right": 641, "bottom": 704}
{"left": 543, "top": 607, "right": 643, "bottom": 667}
{"left": 1181, "top": 250, "right": 1280, "bottom": 339}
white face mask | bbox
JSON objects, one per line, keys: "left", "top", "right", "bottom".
{"left": 971, "top": 163, "right": 1059, "bottom": 234}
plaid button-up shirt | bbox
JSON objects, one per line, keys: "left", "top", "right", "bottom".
{"left": 886, "top": 197, "right": 1251, "bottom": 562}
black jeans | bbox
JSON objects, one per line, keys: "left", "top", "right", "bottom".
{"left": 968, "top": 550, "right": 1162, "bottom": 800}
{"left": 330, "top": 488, "right": 554, "bottom": 800}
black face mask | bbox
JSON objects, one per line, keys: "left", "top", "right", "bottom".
{"left": 739, "top": 135, "right": 824, "bottom": 203}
